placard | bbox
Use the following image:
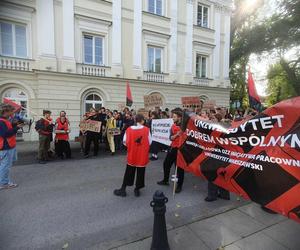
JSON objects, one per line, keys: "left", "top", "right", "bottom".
{"left": 79, "top": 120, "right": 101, "bottom": 133}
{"left": 151, "top": 118, "right": 174, "bottom": 146}
{"left": 181, "top": 96, "right": 201, "bottom": 107}
{"left": 144, "top": 94, "right": 164, "bottom": 108}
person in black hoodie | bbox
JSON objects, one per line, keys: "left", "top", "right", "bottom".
{"left": 84, "top": 108, "right": 101, "bottom": 158}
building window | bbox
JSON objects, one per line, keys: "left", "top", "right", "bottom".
{"left": 83, "top": 35, "right": 104, "bottom": 65}
{"left": 0, "top": 21, "right": 27, "bottom": 58}
{"left": 196, "top": 54, "right": 207, "bottom": 78}
{"left": 148, "top": 46, "right": 162, "bottom": 73}
{"left": 148, "top": 0, "right": 163, "bottom": 16}
{"left": 197, "top": 4, "right": 209, "bottom": 28}
{"left": 84, "top": 93, "right": 102, "bottom": 113}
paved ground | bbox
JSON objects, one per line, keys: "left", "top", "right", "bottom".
{"left": 1, "top": 142, "right": 299, "bottom": 250}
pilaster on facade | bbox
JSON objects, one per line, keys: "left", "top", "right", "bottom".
{"left": 61, "top": 0, "right": 76, "bottom": 73}
{"left": 132, "top": 0, "right": 143, "bottom": 79}
{"left": 36, "top": 0, "right": 57, "bottom": 71}
{"left": 168, "top": 0, "right": 178, "bottom": 83}
{"left": 111, "top": 0, "right": 123, "bottom": 77}
{"left": 185, "top": 0, "right": 194, "bottom": 84}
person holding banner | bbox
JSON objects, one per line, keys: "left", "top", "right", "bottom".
{"left": 205, "top": 113, "right": 230, "bottom": 202}
{"left": 55, "top": 111, "right": 71, "bottom": 159}
{"left": 114, "top": 114, "right": 151, "bottom": 197}
{"left": 35, "top": 110, "right": 54, "bottom": 164}
{"left": 157, "top": 108, "right": 185, "bottom": 193}
{"left": 84, "top": 108, "right": 100, "bottom": 158}
{"left": 106, "top": 111, "right": 116, "bottom": 155}
{"left": 0, "top": 104, "right": 24, "bottom": 190}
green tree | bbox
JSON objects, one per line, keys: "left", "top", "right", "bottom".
{"left": 229, "top": 0, "right": 300, "bottom": 106}
{"left": 266, "top": 62, "right": 297, "bottom": 106}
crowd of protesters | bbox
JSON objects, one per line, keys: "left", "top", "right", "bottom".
{"left": 1, "top": 101, "right": 258, "bottom": 202}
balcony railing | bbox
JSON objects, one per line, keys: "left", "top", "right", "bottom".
{"left": 0, "top": 56, "right": 33, "bottom": 71}
{"left": 193, "top": 77, "right": 213, "bottom": 87}
{"left": 77, "top": 63, "right": 111, "bottom": 77}
{"left": 144, "top": 71, "right": 165, "bottom": 82}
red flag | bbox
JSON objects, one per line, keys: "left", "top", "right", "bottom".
{"left": 247, "top": 69, "right": 262, "bottom": 110}
{"left": 3, "top": 98, "right": 22, "bottom": 112}
{"left": 126, "top": 81, "right": 133, "bottom": 107}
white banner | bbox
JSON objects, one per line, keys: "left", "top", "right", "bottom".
{"left": 151, "top": 119, "right": 174, "bottom": 146}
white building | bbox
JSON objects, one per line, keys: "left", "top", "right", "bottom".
{"left": 0, "top": 0, "right": 232, "bottom": 141}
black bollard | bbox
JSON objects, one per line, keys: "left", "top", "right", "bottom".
{"left": 150, "top": 190, "right": 170, "bottom": 250}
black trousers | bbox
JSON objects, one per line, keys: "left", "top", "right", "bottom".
{"left": 150, "top": 141, "right": 168, "bottom": 155}
{"left": 207, "top": 181, "right": 230, "bottom": 199}
{"left": 55, "top": 140, "right": 71, "bottom": 158}
{"left": 163, "top": 148, "right": 184, "bottom": 187}
{"left": 84, "top": 133, "right": 99, "bottom": 156}
{"left": 122, "top": 165, "right": 146, "bottom": 190}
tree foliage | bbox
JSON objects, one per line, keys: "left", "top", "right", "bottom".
{"left": 266, "top": 61, "right": 297, "bottom": 106}
{"left": 229, "top": 0, "right": 300, "bottom": 107}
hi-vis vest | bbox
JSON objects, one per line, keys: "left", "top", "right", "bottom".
{"left": 126, "top": 126, "right": 150, "bottom": 167}
{"left": 0, "top": 118, "right": 16, "bottom": 150}
{"left": 55, "top": 119, "right": 69, "bottom": 141}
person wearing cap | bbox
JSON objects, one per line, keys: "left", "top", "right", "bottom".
{"left": 35, "top": 110, "right": 54, "bottom": 164}
{"left": 114, "top": 114, "right": 151, "bottom": 197}
{"left": 0, "top": 103, "right": 23, "bottom": 190}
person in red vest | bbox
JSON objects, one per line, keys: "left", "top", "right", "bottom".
{"left": 35, "top": 110, "right": 54, "bottom": 164}
{"left": 114, "top": 114, "right": 151, "bottom": 197}
{"left": 55, "top": 111, "right": 71, "bottom": 159}
{"left": 157, "top": 108, "right": 185, "bottom": 193}
{"left": 0, "top": 104, "right": 23, "bottom": 190}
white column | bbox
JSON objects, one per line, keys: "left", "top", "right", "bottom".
{"left": 169, "top": 0, "right": 178, "bottom": 73}
{"left": 213, "top": 8, "right": 221, "bottom": 79}
{"left": 112, "top": 0, "right": 122, "bottom": 66}
{"left": 223, "top": 13, "right": 231, "bottom": 79}
{"left": 36, "top": 0, "right": 55, "bottom": 57}
{"left": 63, "top": 0, "right": 74, "bottom": 59}
{"left": 133, "top": 0, "right": 142, "bottom": 69}
{"left": 185, "top": 0, "right": 193, "bottom": 75}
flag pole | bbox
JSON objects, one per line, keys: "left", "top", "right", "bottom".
{"left": 172, "top": 165, "right": 178, "bottom": 199}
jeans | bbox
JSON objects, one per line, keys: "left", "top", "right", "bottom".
{"left": 0, "top": 148, "right": 17, "bottom": 185}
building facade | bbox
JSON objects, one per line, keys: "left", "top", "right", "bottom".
{"left": 0, "top": 0, "right": 232, "bottom": 141}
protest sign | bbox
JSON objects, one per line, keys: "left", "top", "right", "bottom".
{"left": 181, "top": 96, "right": 201, "bottom": 107}
{"left": 80, "top": 120, "right": 101, "bottom": 133}
{"left": 108, "top": 128, "right": 121, "bottom": 135}
{"left": 138, "top": 108, "right": 149, "bottom": 118}
{"left": 202, "top": 100, "right": 216, "bottom": 110}
{"left": 144, "top": 94, "right": 164, "bottom": 108}
{"left": 177, "top": 97, "right": 300, "bottom": 223}
{"left": 151, "top": 119, "right": 174, "bottom": 146}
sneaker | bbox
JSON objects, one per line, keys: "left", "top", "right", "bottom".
{"left": 84, "top": 154, "right": 89, "bottom": 158}
{"left": 38, "top": 160, "right": 46, "bottom": 164}
{"left": 150, "top": 156, "right": 158, "bottom": 161}
{"left": 157, "top": 180, "right": 169, "bottom": 186}
{"left": 0, "top": 183, "right": 18, "bottom": 190}
{"left": 134, "top": 188, "right": 140, "bottom": 197}
{"left": 204, "top": 197, "right": 217, "bottom": 202}
{"left": 113, "top": 188, "right": 127, "bottom": 197}
{"left": 175, "top": 185, "right": 182, "bottom": 193}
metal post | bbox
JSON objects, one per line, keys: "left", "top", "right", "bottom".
{"left": 150, "top": 190, "right": 170, "bottom": 250}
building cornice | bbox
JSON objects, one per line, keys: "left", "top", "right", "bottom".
{"left": 74, "top": 14, "right": 112, "bottom": 26}
{"left": 142, "top": 29, "right": 171, "bottom": 39}
{"left": 142, "top": 11, "right": 171, "bottom": 21}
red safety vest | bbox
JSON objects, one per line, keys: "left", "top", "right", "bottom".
{"left": 126, "top": 126, "right": 150, "bottom": 167}
{"left": 0, "top": 118, "right": 16, "bottom": 150}
{"left": 55, "top": 119, "right": 69, "bottom": 141}
{"left": 170, "top": 124, "right": 181, "bottom": 148}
